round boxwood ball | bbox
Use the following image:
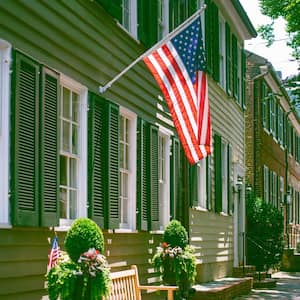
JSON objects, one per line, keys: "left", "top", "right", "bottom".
{"left": 64, "top": 218, "right": 104, "bottom": 262}
{"left": 163, "top": 220, "right": 188, "bottom": 249}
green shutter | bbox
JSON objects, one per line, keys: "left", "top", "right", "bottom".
{"left": 11, "top": 51, "right": 40, "bottom": 226}
{"left": 136, "top": 118, "right": 149, "bottom": 230}
{"left": 107, "top": 102, "right": 120, "bottom": 229}
{"left": 40, "top": 67, "right": 60, "bottom": 227}
{"left": 188, "top": 0, "right": 197, "bottom": 16}
{"left": 138, "top": 0, "right": 149, "bottom": 47}
{"left": 232, "top": 34, "right": 238, "bottom": 100}
{"left": 170, "top": 136, "right": 180, "bottom": 220}
{"left": 212, "top": 2, "right": 219, "bottom": 82}
{"left": 227, "top": 144, "right": 233, "bottom": 215}
{"left": 88, "top": 93, "right": 106, "bottom": 228}
{"left": 190, "top": 164, "right": 198, "bottom": 207}
{"left": 214, "top": 134, "right": 222, "bottom": 213}
{"left": 241, "top": 49, "right": 246, "bottom": 109}
{"left": 205, "top": 0, "right": 212, "bottom": 74}
{"left": 206, "top": 156, "right": 212, "bottom": 210}
{"left": 225, "top": 22, "right": 232, "bottom": 96}
{"left": 149, "top": 124, "right": 159, "bottom": 230}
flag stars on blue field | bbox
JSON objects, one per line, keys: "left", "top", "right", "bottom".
{"left": 172, "top": 17, "right": 206, "bottom": 83}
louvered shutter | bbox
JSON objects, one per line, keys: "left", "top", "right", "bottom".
{"left": 212, "top": 2, "right": 219, "bottom": 82}
{"left": 149, "top": 124, "right": 159, "bottom": 230}
{"left": 190, "top": 164, "right": 198, "bottom": 207}
{"left": 225, "top": 23, "right": 232, "bottom": 96}
{"left": 40, "top": 67, "right": 59, "bottom": 227}
{"left": 241, "top": 49, "right": 246, "bottom": 110}
{"left": 88, "top": 93, "right": 105, "bottom": 228}
{"left": 232, "top": 35, "right": 238, "bottom": 100}
{"left": 170, "top": 136, "right": 180, "bottom": 220}
{"left": 214, "top": 134, "right": 222, "bottom": 213}
{"left": 11, "top": 51, "right": 40, "bottom": 226}
{"left": 107, "top": 102, "right": 120, "bottom": 229}
{"left": 227, "top": 144, "right": 233, "bottom": 215}
{"left": 96, "top": 0, "right": 122, "bottom": 23}
{"left": 205, "top": 0, "right": 212, "bottom": 74}
{"left": 206, "top": 155, "right": 212, "bottom": 211}
{"left": 188, "top": 0, "right": 197, "bottom": 16}
{"left": 136, "top": 118, "right": 149, "bottom": 230}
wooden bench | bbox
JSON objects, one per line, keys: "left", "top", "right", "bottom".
{"left": 104, "top": 265, "right": 178, "bottom": 300}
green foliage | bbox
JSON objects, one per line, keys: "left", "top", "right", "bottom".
{"left": 47, "top": 252, "right": 79, "bottom": 300}
{"left": 259, "top": 0, "right": 300, "bottom": 59}
{"left": 47, "top": 218, "right": 111, "bottom": 300}
{"left": 65, "top": 218, "right": 104, "bottom": 262}
{"left": 257, "top": 23, "right": 275, "bottom": 47}
{"left": 153, "top": 220, "right": 196, "bottom": 299}
{"left": 163, "top": 220, "right": 188, "bottom": 249}
{"left": 246, "top": 194, "right": 284, "bottom": 271}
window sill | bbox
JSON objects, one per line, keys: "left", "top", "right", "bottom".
{"left": 0, "top": 223, "right": 12, "bottom": 229}
{"left": 219, "top": 212, "right": 229, "bottom": 217}
{"left": 193, "top": 206, "right": 208, "bottom": 212}
{"left": 113, "top": 228, "right": 138, "bottom": 234}
{"left": 150, "top": 230, "right": 164, "bottom": 235}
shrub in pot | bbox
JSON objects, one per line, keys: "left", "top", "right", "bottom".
{"left": 47, "top": 218, "right": 111, "bottom": 300}
{"left": 152, "top": 220, "right": 196, "bottom": 299}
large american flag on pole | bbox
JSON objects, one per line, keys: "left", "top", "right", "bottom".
{"left": 144, "top": 16, "right": 212, "bottom": 164}
{"left": 47, "top": 236, "right": 60, "bottom": 272}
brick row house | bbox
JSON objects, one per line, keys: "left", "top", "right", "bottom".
{"left": 0, "top": 0, "right": 255, "bottom": 299}
{"left": 245, "top": 51, "right": 300, "bottom": 250}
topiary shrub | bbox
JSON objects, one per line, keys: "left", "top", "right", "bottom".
{"left": 64, "top": 218, "right": 105, "bottom": 263}
{"left": 163, "top": 219, "right": 188, "bottom": 249}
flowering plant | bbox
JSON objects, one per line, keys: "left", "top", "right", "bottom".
{"left": 47, "top": 249, "right": 111, "bottom": 300}
{"left": 152, "top": 220, "right": 196, "bottom": 299}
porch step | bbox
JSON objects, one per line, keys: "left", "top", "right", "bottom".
{"left": 191, "top": 277, "right": 253, "bottom": 300}
{"left": 232, "top": 265, "right": 256, "bottom": 278}
{"left": 253, "top": 278, "right": 277, "bottom": 289}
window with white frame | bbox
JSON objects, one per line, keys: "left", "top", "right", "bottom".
{"left": 222, "top": 141, "right": 228, "bottom": 213}
{"left": 0, "top": 40, "right": 11, "bottom": 225}
{"left": 158, "top": 130, "right": 170, "bottom": 230}
{"left": 119, "top": 107, "right": 136, "bottom": 229}
{"left": 122, "top": 0, "right": 137, "bottom": 39}
{"left": 197, "top": 158, "right": 207, "bottom": 209}
{"left": 279, "top": 176, "right": 284, "bottom": 208}
{"left": 59, "top": 76, "right": 87, "bottom": 225}
{"left": 219, "top": 15, "right": 226, "bottom": 90}
{"left": 157, "top": 0, "right": 168, "bottom": 40}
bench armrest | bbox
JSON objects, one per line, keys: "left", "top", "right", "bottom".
{"left": 138, "top": 285, "right": 178, "bottom": 300}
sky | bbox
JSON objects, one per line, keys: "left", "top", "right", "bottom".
{"left": 240, "top": 0, "right": 299, "bottom": 79}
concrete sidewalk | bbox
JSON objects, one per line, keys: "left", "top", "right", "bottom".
{"left": 234, "top": 272, "right": 300, "bottom": 299}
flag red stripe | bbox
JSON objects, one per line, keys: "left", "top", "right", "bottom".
{"left": 161, "top": 45, "right": 198, "bottom": 121}
{"left": 144, "top": 56, "right": 195, "bottom": 163}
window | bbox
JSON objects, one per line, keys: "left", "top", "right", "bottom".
{"left": 122, "top": 0, "right": 137, "bottom": 38}
{"left": 263, "top": 165, "right": 269, "bottom": 202}
{"left": 0, "top": 40, "right": 10, "bottom": 225}
{"left": 289, "top": 187, "right": 294, "bottom": 224}
{"left": 197, "top": 159, "right": 207, "bottom": 209}
{"left": 59, "top": 76, "right": 87, "bottom": 225}
{"left": 119, "top": 107, "right": 137, "bottom": 229}
{"left": 158, "top": 131, "right": 170, "bottom": 230}
{"left": 279, "top": 176, "right": 284, "bottom": 208}
{"left": 158, "top": 0, "right": 168, "bottom": 40}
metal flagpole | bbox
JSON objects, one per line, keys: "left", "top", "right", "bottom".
{"left": 99, "top": 4, "right": 206, "bottom": 93}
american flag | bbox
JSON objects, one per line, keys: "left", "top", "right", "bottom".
{"left": 47, "top": 236, "right": 60, "bottom": 272}
{"left": 144, "top": 16, "right": 212, "bottom": 164}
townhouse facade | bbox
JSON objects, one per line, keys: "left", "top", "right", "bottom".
{"left": 0, "top": 0, "right": 255, "bottom": 299}
{"left": 245, "top": 52, "right": 300, "bottom": 250}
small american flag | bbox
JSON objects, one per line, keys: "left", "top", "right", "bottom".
{"left": 144, "top": 16, "right": 212, "bottom": 164}
{"left": 47, "top": 236, "right": 60, "bottom": 272}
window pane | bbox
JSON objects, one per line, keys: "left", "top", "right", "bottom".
{"left": 60, "top": 155, "right": 67, "bottom": 186}
{"left": 72, "top": 124, "right": 78, "bottom": 155}
{"left": 70, "top": 158, "right": 77, "bottom": 188}
{"left": 62, "top": 87, "right": 70, "bottom": 119}
{"left": 59, "top": 187, "right": 67, "bottom": 219}
{"left": 62, "top": 120, "right": 70, "bottom": 152}
{"left": 70, "top": 190, "right": 77, "bottom": 219}
{"left": 72, "top": 92, "right": 79, "bottom": 122}
{"left": 120, "top": 143, "right": 124, "bottom": 168}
